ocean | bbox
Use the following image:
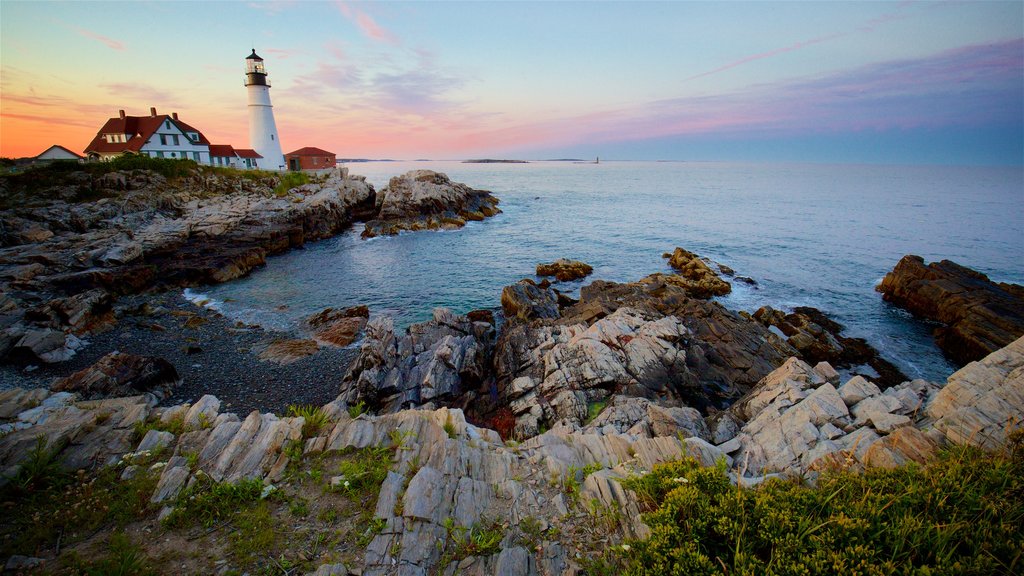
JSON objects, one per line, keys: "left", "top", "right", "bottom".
{"left": 187, "top": 160, "right": 1024, "bottom": 382}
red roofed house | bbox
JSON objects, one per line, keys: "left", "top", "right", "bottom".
{"left": 84, "top": 107, "right": 211, "bottom": 164}
{"left": 284, "top": 147, "right": 336, "bottom": 171}
{"left": 209, "top": 144, "right": 263, "bottom": 169}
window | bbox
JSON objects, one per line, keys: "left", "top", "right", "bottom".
{"left": 160, "top": 134, "right": 167, "bottom": 145}
{"left": 165, "top": 120, "right": 171, "bottom": 129}
{"left": 172, "top": 135, "right": 179, "bottom": 146}
{"left": 270, "top": 134, "right": 274, "bottom": 140}
{"left": 193, "top": 152, "right": 200, "bottom": 161}
{"left": 156, "top": 151, "right": 164, "bottom": 158}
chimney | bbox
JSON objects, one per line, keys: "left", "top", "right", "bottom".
{"left": 172, "top": 112, "right": 178, "bottom": 121}
{"left": 118, "top": 109, "right": 126, "bottom": 120}
{"left": 150, "top": 107, "right": 157, "bottom": 117}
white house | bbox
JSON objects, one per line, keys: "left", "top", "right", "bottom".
{"left": 34, "top": 145, "right": 84, "bottom": 162}
{"left": 84, "top": 107, "right": 212, "bottom": 164}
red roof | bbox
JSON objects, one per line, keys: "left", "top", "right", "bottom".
{"left": 84, "top": 112, "right": 211, "bottom": 156}
{"left": 209, "top": 144, "right": 236, "bottom": 157}
{"left": 235, "top": 148, "right": 262, "bottom": 158}
{"left": 285, "top": 147, "right": 335, "bottom": 157}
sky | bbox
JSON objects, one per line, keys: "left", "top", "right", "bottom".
{"left": 1, "top": 1, "right": 1022, "bottom": 164}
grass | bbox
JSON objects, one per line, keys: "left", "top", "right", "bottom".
{"left": 332, "top": 445, "right": 393, "bottom": 502}
{"left": 0, "top": 450, "right": 161, "bottom": 559}
{"left": 132, "top": 414, "right": 186, "bottom": 443}
{"left": 347, "top": 400, "right": 367, "bottom": 419}
{"left": 436, "top": 517, "right": 504, "bottom": 571}
{"left": 287, "top": 404, "right": 330, "bottom": 438}
{"left": 443, "top": 414, "right": 457, "bottom": 439}
{"left": 163, "top": 476, "right": 264, "bottom": 529}
{"left": 562, "top": 462, "right": 603, "bottom": 502}
{"left": 273, "top": 171, "right": 310, "bottom": 196}
{"left": 72, "top": 531, "right": 158, "bottom": 576}
{"left": 612, "top": 436, "right": 1024, "bottom": 575}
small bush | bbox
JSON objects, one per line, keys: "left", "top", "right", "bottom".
{"left": 585, "top": 400, "right": 608, "bottom": 424}
{"left": 164, "top": 477, "right": 264, "bottom": 529}
{"left": 333, "top": 446, "right": 393, "bottom": 501}
{"left": 287, "top": 404, "right": 329, "bottom": 438}
{"left": 348, "top": 400, "right": 367, "bottom": 419}
{"left": 77, "top": 531, "right": 157, "bottom": 576}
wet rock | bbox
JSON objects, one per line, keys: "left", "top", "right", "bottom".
{"left": 500, "top": 279, "right": 559, "bottom": 323}
{"left": 305, "top": 305, "right": 369, "bottom": 347}
{"left": 753, "top": 306, "right": 907, "bottom": 388}
{"left": 661, "top": 247, "right": 731, "bottom": 298}
{"left": 877, "top": 255, "right": 1024, "bottom": 365}
{"left": 536, "top": 259, "right": 593, "bottom": 282}
{"left": 52, "top": 351, "right": 179, "bottom": 399}
{"left": 362, "top": 170, "right": 500, "bottom": 238}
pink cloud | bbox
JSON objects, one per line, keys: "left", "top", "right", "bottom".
{"left": 73, "top": 26, "right": 125, "bottom": 51}
{"left": 333, "top": 1, "right": 400, "bottom": 45}
{"left": 684, "top": 32, "right": 847, "bottom": 83}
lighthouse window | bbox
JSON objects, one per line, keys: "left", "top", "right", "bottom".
{"left": 271, "top": 134, "right": 274, "bottom": 140}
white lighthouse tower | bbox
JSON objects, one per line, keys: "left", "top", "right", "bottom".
{"left": 244, "top": 49, "right": 284, "bottom": 170}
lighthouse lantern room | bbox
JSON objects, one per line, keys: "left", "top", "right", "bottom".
{"left": 244, "top": 49, "right": 284, "bottom": 170}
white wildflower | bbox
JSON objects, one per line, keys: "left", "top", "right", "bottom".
{"left": 620, "top": 544, "right": 631, "bottom": 552}
{"left": 672, "top": 477, "right": 689, "bottom": 484}
{"left": 149, "top": 462, "right": 166, "bottom": 471}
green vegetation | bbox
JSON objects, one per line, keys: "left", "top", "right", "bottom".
{"left": 72, "top": 531, "right": 158, "bottom": 576}
{"left": 443, "top": 414, "right": 457, "bottom": 439}
{"left": 132, "top": 414, "right": 186, "bottom": 443}
{"left": 612, "top": 439, "right": 1024, "bottom": 575}
{"left": 347, "top": 400, "right": 368, "bottom": 419}
{"left": 273, "top": 171, "right": 310, "bottom": 196}
{"left": 332, "top": 445, "right": 393, "bottom": 501}
{"left": 437, "top": 517, "right": 504, "bottom": 570}
{"left": 163, "top": 476, "right": 264, "bottom": 529}
{"left": 585, "top": 399, "right": 609, "bottom": 424}
{"left": 0, "top": 450, "right": 160, "bottom": 559}
{"left": 561, "top": 462, "right": 602, "bottom": 502}
{"left": 287, "top": 404, "right": 330, "bottom": 438}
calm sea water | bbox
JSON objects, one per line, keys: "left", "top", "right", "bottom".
{"left": 188, "top": 161, "right": 1024, "bottom": 382}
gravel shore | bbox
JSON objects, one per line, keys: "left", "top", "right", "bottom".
{"left": 0, "top": 290, "right": 358, "bottom": 415}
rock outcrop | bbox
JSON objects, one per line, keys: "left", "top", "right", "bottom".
{"left": 305, "top": 305, "right": 369, "bottom": 347}
{"left": 362, "top": 170, "right": 500, "bottom": 238}
{"left": 877, "top": 255, "right": 1024, "bottom": 365}
{"left": 535, "top": 259, "right": 593, "bottom": 282}
{"left": 752, "top": 305, "right": 907, "bottom": 387}
{"left": 51, "top": 351, "right": 179, "bottom": 399}
{"left": 500, "top": 279, "right": 560, "bottom": 323}
{"left": 661, "top": 247, "right": 732, "bottom": 298}
{"left": 0, "top": 167, "right": 376, "bottom": 364}
{"left": 339, "top": 309, "right": 495, "bottom": 413}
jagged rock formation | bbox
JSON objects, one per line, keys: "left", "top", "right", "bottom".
{"left": 1, "top": 337, "right": 1022, "bottom": 574}
{"left": 51, "top": 351, "right": 179, "bottom": 399}
{"left": 339, "top": 309, "right": 495, "bottom": 414}
{"left": 362, "top": 171, "right": 500, "bottom": 238}
{"left": 535, "top": 259, "right": 593, "bottom": 282}
{"left": 305, "top": 305, "right": 369, "bottom": 347}
{"left": 752, "top": 305, "right": 907, "bottom": 387}
{"left": 661, "top": 247, "right": 732, "bottom": 298}
{"left": 877, "top": 255, "right": 1024, "bottom": 365}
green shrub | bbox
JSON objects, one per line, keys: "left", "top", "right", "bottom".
{"left": 287, "top": 404, "right": 330, "bottom": 438}
{"left": 585, "top": 399, "right": 608, "bottom": 424}
{"left": 332, "top": 446, "right": 393, "bottom": 500}
{"left": 348, "top": 400, "right": 367, "bottom": 419}
{"left": 78, "top": 531, "right": 157, "bottom": 576}
{"left": 615, "top": 444, "right": 1024, "bottom": 575}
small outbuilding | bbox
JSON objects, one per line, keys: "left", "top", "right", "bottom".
{"left": 284, "top": 147, "right": 336, "bottom": 171}
{"left": 34, "top": 145, "right": 84, "bottom": 162}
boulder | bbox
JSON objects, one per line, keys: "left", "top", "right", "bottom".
{"left": 258, "top": 339, "right": 320, "bottom": 364}
{"left": 362, "top": 170, "right": 500, "bottom": 238}
{"left": 536, "top": 259, "right": 593, "bottom": 282}
{"left": 52, "top": 351, "right": 179, "bottom": 399}
{"left": 877, "top": 255, "right": 1024, "bottom": 365}
{"left": 661, "top": 247, "right": 731, "bottom": 298}
{"left": 305, "top": 305, "right": 369, "bottom": 347}
{"left": 500, "top": 279, "right": 560, "bottom": 323}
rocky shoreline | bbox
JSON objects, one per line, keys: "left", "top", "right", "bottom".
{"left": 1, "top": 161, "right": 1021, "bottom": 575}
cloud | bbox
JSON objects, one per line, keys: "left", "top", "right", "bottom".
{"left": 72, "top": 26, "right": 125, "bottom": 51}
{"left": 333, "top": 1, "right": 400, "bottom": 45}
{"left": 100, "top": 83, "right": 174, "bottom": 103}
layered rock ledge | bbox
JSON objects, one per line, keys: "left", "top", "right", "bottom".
{"left": 877, "top": 255, "right": 1024, "bottom": 365}
{"left": 362, "top": 170, "right": 500, "bottom": 238}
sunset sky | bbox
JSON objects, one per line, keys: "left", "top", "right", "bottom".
{"left": 2, "top": 1, "right": 1022, "bottom": 164}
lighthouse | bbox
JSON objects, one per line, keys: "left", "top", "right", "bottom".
{"left": 244, "top": 49, "right": 284, "bottom": 170}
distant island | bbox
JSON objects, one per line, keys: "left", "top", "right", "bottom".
{"left": 462, "top": 159, "right": 529, "bottom": 163}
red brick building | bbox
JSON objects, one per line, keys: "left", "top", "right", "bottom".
{"left": 284, "top": 147, "right": 336, "bottom": 171}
